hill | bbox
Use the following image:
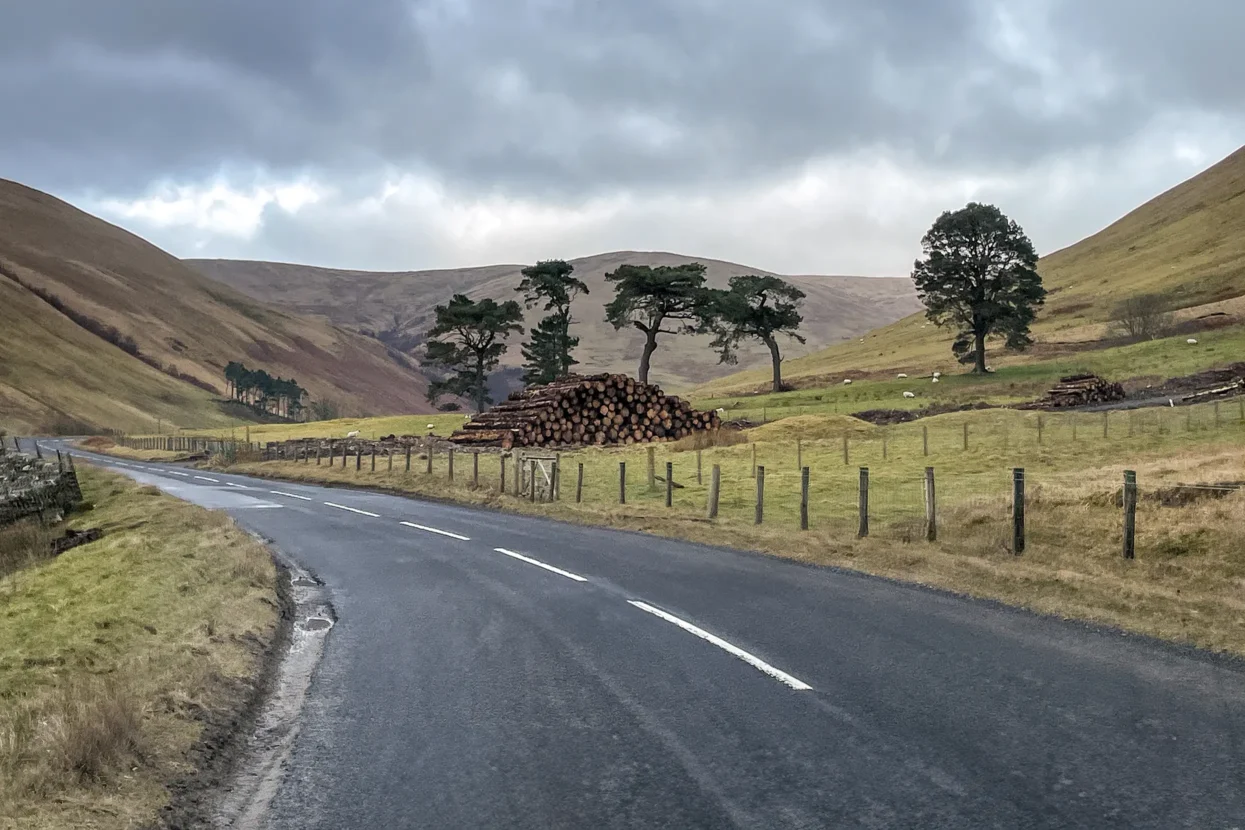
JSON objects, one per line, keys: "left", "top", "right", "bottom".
{"left": 695, "top": 144, "right": 1245, "bottom": 395}
{"left": 190, "top": 252, "right": 921, "bottom": 389}
{"left": 0, "top": 180, "right": 434, "bottom": 434}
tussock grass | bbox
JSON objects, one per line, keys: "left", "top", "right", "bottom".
{"left": 671, "top": 428, "right": 749, "bottom": 452}
{"left": 0, "top": 520, "right": 57, "bottom": 580}
{"left": 0, "top": 467, "right": 279, "bottom": 830}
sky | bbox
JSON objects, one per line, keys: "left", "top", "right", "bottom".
{"left": 5, "top": 0, "right": 1243, "bottom": 276}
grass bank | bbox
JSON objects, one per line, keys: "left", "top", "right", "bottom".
{"left": 0, "top": 466, "right": 281, "bottom": 830}
{"left": 224, "top": 404, "right": 1245, "bottom": 656}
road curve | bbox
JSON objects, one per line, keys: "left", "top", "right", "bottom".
{"left": 49, "top": 443, "right": 1245, "bottom": 829}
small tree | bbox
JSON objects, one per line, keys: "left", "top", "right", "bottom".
{"left": 515, "top": 259, "right": 589, "bottom": 384}
{"left": 1111, "top": 293, "right": 1175, "bottom": 340}
{"left": 604, "top": 263, "right": 709, "bottom": 384}
{"left": 421, "top": 294, "right": 524, "bottom": 412}
{"left": 704, "top": 275, "right": 806, "bottom": 393}
{"left": 912, "top": 202, "right": 1045, "bottom": 373}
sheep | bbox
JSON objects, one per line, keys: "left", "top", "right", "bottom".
{"left": 843, "top": 378, "right": 853, "bottom": 385}
{"left": 932, "top": 377, "right": 940, "bottom": 384}
{"left": 345, "top": 430, "right": 360, "bottom": 438}
{"left": 1187, "top": 338, "right": 1199, "bottom": 345}
{"left": 426, "top": 423, "right": 436, "bottom": 430}
{"left": 932, "top": 371, "right": 942, "bottom": 378}
{"left": 903, "top": 391, "right": 916, "bottom": 399}
{"left": 897, "top": 373, "right": 908, "bottom": 379}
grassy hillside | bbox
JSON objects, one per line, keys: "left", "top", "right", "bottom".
{"left": 696, "top": 145, "right": 1245, "bottom": 396}
{"left": 190, "top": 252, "right": 921, "bottom": 389}
{"left": 0, "top": 179, "right": 436, "bottom": 433}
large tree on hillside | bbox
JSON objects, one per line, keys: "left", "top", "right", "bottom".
{"left": 604, "top": 263, "right": 709, "bottom": 384}
{"left": 515, "top": 259, "right": 589, "bottom": 384}
{"left": 421, "top": 294, "right": 524, "bottom": 412}
{"left": 704, "top": 275, "right": 806, "bottom": 393}
{"left": 911, "top": 202, "right": 1045, "bottom": 373}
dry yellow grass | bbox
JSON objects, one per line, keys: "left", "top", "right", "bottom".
{"left": 0, "top": 467, "right": 279, "bottom": 830}
{"left": 226, "top": 402, "right": 1245, "bottom": 655}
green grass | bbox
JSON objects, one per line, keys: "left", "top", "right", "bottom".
{"left": 0, "top": 467, "right": 279, "bottom": 830}
{"left": 180, "top": 413, "right": 473, "bottom": 443}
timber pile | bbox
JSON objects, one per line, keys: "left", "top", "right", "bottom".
{"left": 450, "top": 373, "right": 722, "bottom": 448}
{"left": 1026, "top": 374, "right": 1125, "bottom": 409}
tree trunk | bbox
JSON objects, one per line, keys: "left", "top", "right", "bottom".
{"left": 637, "top": 330, "right": 659, "bottom": 385}
{"left": 974, "top": 329, "right": 987, "bottom": 374}
{"left": 763, "top": 334, "right": 782, "bottom": 393}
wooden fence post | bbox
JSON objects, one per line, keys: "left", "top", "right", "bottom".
{"left": 387, "top": 449, "right": 393, "bottom": 472}
{"left": 551, "top": 458, "right": 559, "bottom": 502}
{"left": 500, "top": 455, "right": 507, "bottom": 493}
{"left": 924, "top": 467, "right": 936, "bottom": 542}
{"left": 697, "top": 449, "right": 703, "bottom": 485}
{"left": 707, "top": 465, "right": 720, "bottom": 519}
{"left": 448, "top": 448, "right": 455, "bottom": 483}
{"left": 316, "top": 445, "right": 321, "bottom": 465}
{"left": 619, "top": 461, "right": 626, "bottom": 504}
{"left": 1214, "top": 401, "right": 1221, "bottom": 429}
{"left": 1012, "top": 468, "right": 1025, "bottom": 555}
{"left": 405, "top": 444, "right": 411, "bottom": 472}
{"left": 1072, "top": 418, "right": 1078, "bottom": 442}
{"left": 882, "top": 433, "right": 888, "bottom": 461}
{"left": 647, "top": 446, "right": 656, "bottom": 490}
{"left": 857, "top": 467, "right": 869, "bottom": 538}
{"left": 355, "top": 446, "right": 361, "bottom": 471}
{"left": 576, "top": 462, "right": 584, "bottom": 503}
{"left": 472, "top": 452, "right": 479, "bottom": 488}
{"left": 665, "top": 461, "right": 674, "bottom": 508}
{"left": 529, "top": 459, "right": 536, "bottom": 503}
{"left": 370, "top": 447, "right": 376, "bottom": 471}
{"left": 842, "top": 435, "right": 849, "bottom": 465}
{"left": 799, "top": 466, "right": 809, "bottom": 531}
{"left": 56, "top": 449, "right": 63, "bottom": 472}
{"left": 1102, "top": 411, "right": 1109, "bottom": 439}
{"left": 426, "top": 445, "right": 434, "bottom": 475}
{"left": 754, "top": 466, "right": 765, "bottom": 524}
{"left": 1122, "top": 470, "right": 1137, "bottom": 560}
{"left": 922, "top": 425, "right": 928, "bottom": 456}
{"left": 1037, "top": 416, "right": 1044, "bottom": 445}
{"left": 751, "top": 443, "right": 757, "bottom": 478}
{"left": 796, "top": 438, "right": 802, "bottom": 471}
{"left": 962, "top": 422, "right": 968, "bottom": 451}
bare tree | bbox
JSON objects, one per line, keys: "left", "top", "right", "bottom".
{"left": 1111, "top": 293, "right": 1175, "bottom": 340}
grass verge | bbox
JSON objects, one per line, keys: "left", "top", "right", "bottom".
{"left": 0, "top": 466, "right": 280, "bottom": 830}
{"left": 225, "top": 406, "right": 1245, "bottom": 656}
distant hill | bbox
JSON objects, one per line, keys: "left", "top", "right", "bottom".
{"left": 695, "top": 144, "right": 1245, "bottom": 395}
{"left": 189, "top": 252, "right": 921, "bottom": 389}
{"left": 0, "top": 180, "right": 435, "bottom": 434}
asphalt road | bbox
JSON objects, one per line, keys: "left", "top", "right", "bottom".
{"left": 48, "top": 443, "right": 1245, "bottom": 829}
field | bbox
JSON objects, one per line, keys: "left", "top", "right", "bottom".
{"left": 209, "top": 395, "right": 1245, "bottom": 655}
{"left": 0, "top": 466, "right": 279, "bottom": 830}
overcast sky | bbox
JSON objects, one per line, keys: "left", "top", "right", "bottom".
{"left": 5, "top": 0, "right": 1242, "bottom": 276}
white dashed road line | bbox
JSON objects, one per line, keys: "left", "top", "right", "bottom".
{"left": 194, "top": 476, "right": 220, "bottom": 483}
{"left": 168, "top": 471, "right": 191, "bottom": 477}
{"left": 399, "top": 521, "right": 470, "bottom": 541}
{"left": 627, "top": 601, "right": 812, "bottom": 691}
{"left": 271, "top": 491, "right": 313, "bottom": 501}
{"left": 226, "top": 482, "right": 250, "bottom": 489}
{"left": 493, "top": 548, "right": 587, "bottom": 583}
{"left": 324, "top": 502, "right": 380, "bottom": 518}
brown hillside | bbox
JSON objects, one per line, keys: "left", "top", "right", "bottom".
{"left": 0, "top": 179, "right": 434, "bottom": 433}
{"left": 191, "top": 252, "right": 920, "bottom": 389}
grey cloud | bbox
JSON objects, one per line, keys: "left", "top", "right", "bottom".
{"left": 7, "top": 0, "right": 1242, "bottom": 201}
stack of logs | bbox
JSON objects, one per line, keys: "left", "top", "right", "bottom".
{"left": 450, "top": 373, "right": 722, "bottom": 448}
{"left": 1026, "top": 373, "right": 1126, "bottom": 409}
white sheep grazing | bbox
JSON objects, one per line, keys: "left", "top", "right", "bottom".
{"left": 426, "top": 423, "right": 436, "bottom": 430}
{"left": 932, "top": 371, "right": 942, "bottom": 378}
{"left": 1187, "top": 338, "right": 1199, "bottom": 345}
{"left": 932, "top": 377, "right": 940, "bottom": 384}
{"left": 716, "top": 408, "right": 727, "bottom": 416}
{"left": 903, "top": 391, "right": 916, "bottom": 399}
{"left": 345, "top": 430, "right": 360, "bottom": 438}
{"left": 897, "top": 373, "right": 908, "bottom": 379}
{"left": 843, "top": 378, "right": 853, "bottom": 385}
